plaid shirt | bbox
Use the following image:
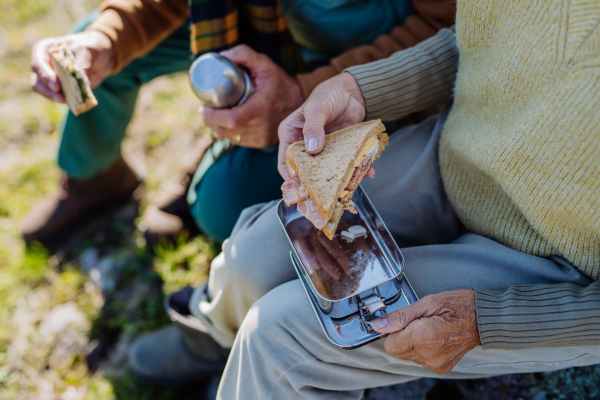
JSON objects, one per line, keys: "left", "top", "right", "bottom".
{"left": 189, "top": 0, "right": 305, "bottom": 75}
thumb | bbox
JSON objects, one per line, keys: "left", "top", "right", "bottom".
{"left": 31, "top": 39, "right": 60, "bottom": 92}
{"left": 74, "top": 49, "right": 94, "bottom": 85}
{"left": 370, "top": 300, "right": 429, "bottom": 334}
{"left": 74, "top": 47, "right": 91, "bottom": 70}
{"left": 302, "top": 97, "right": 329, "bottom": 154}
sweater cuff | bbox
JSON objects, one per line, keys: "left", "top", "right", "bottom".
{"left": 86, "top": 8, "right": 143, "bottom": 73}
{"left": 475, "top": 281, "right": 600, "bottom": 350}
{"left": 345, "top": 28, "right": 458, "bottom": 121}
{"left": 85, "top": 0, "right": 189, "bottom": 74}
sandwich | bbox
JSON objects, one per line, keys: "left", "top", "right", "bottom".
{"left": 49, "top": 43, "right": 98, "bottom": 116}
{"left": 281, "top": 120, "right": 388, "bottom": 239}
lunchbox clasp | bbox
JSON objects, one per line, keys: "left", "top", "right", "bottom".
{"left": 359, "top": 293, "right": 388, "bottom": 334}
{"left": 362, "top": 295, "right": 386, "bottom": 314}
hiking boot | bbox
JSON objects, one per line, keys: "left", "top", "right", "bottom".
{"left": 141, "top": 135, "right": 213, "bottom": 245}
{"left": 20, "top": 156, "right": 141, "bottom": 245}
{"left": 129, "top": 286, "right": 229, "bottom": 385}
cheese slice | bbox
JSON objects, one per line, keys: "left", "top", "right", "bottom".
{"left": 355, "top": 137, "right": 378, "bottom": 168}
{"left": 340, "top": 137, "right": 378, "bottom": 197}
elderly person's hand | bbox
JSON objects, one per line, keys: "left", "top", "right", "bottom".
{"left": 199, "top": 44, "right": 304, "bottom": 149}
{"left": 31, "top": 31, "right": 114, "bottom": 103}
{"left": 276, "top": 72, "right": 369, "bottom": 179}
{"left": 370, "top": 289, "right": 481, "bottom": 374}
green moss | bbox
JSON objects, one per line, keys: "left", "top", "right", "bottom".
{"left": 152, "top": 234, "right": 218, "bottom": 294}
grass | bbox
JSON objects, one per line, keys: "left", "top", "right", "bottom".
{"left": 0, "top": 0, "right": 218, "bottom": 398}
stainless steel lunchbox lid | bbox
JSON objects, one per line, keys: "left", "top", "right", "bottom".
{"left": 277, "top": 186, "right": 419, "bottom": 349}
{"left": 189, "top": 52, "right": 254, "bottom": 108}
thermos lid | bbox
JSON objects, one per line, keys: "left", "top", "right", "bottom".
{"left": 189, "top": 52, "right": 252, "bottom": 109}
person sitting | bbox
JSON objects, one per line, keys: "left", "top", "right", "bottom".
{"left": 129, "top": 0, "right": 600, "bottom": 396}
{"left": 23, "top": 0, "right": 455, "bottom": 245}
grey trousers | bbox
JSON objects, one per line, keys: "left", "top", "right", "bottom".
{"left": 189, "top": 109, "right": 600, "bottom": 399}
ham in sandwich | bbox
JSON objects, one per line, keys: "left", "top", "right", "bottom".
{"left": 282, "top": 120, "right": 388, "bottom": 239}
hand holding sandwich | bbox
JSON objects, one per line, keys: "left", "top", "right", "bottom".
{"left": 278, "top": 72, "right": 370, "bottom": 179}
{"left": 31, "top": 31, "right": 114, "bottom": 103}
{"left": 279, "top": 73, "right": 385, "bottom": 238}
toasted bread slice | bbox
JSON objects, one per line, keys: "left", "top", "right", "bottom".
{"left": 286, "top": 120, "right": 388, "bottom": 239}
{"left": 50, "top": 44, "right": 97, "bottom": 116}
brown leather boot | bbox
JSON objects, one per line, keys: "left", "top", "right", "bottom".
{"left": 141, "top": 135, "right": 213, "bottom": 245}
{"left": 20, "top": 156, "right": 141, "bottom": 245}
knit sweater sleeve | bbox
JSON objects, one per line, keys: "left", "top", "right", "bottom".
{"left": 475, "top": 281, "right": 600, "bottom": 349}
{"left": 345, "top": 27, "right": 458, "bottom": 121}
{"left": 86, "top": 0, "right": 189, "bottom": 73}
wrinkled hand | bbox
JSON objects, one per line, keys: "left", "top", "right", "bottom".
{"left": 277, "top": 72, "right": 369, "bottom": 179}
{"left": 31, "top": 31, "right": 114, "bottom": 103}
{"left": 371, "top": 289, "right": 481, "bottom": 375}
{"left": 199, "top": 44, "right": 304, "bottom": 149}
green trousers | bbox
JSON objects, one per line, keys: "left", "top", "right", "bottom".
{"left": 59, "top": 13, "right": 282, "bottom": 242}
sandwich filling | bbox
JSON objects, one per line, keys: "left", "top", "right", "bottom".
{"left": 56, "top": 47, "right": 89, "bottom": 101}
{"left": 282, "top": 138, "right": 379, "bottom": 230}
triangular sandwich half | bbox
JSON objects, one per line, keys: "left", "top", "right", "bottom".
{"left": 282, "top": 120, "right": 388, "bottom": 239}
{"left": 50, "top": 43, "right": 98, "bottom": 116}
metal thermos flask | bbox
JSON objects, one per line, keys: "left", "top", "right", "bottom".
{"left": 189, "top": 52, "right": 254, "bottom": 108}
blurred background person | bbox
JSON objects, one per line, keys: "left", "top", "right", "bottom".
{"left": 23, "top": 0, "right": 455, "bottom": 246}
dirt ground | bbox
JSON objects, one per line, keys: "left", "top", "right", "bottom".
{"left": 0, "top": 0, "right": 218, "bottom": 398}
{"left": 0, "top": 0, "right": 599, "bottom": 399}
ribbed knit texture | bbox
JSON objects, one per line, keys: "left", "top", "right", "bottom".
{"left": 347, "top": 28, "right": 458, "bottom": 121}
{"left": 349, "top": 0, "right": 600, "bottom": 279}
{"left": 440, "top": 0, "right": 600, "bottom": 278}
{"left": 347, "top": 1, "right": 600, "bottom": 348}
{"left": 475, "top": 281, "right": 600, "bottom": 349}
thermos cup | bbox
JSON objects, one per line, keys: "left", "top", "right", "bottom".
{"left": 189, "top": 52, "right": 255, "bottom": 109}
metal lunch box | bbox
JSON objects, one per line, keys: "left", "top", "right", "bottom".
{"left": 277, "top": 186, "right": 419, "bottom": 349}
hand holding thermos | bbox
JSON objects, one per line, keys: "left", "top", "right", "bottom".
{"left": 189, "top": 52, "right": 255, "bottom": 109}
{"left": 188, "top": 45, "right": 305, "bottom": 148}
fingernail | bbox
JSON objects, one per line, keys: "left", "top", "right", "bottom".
{"left": 220, "top": 50, "right": 234, "bottom": 58}
{"left": 306, "top": 138, "right": 319, "bottom": 152}
{"left": 370, "top": 317, "right": 389, "bottom": 330}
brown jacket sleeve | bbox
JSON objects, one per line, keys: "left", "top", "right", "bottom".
{"left": 296, "top": 0, "right": 456, "bottom": 98}
{"left": 86, "top": 0, "right": 189, "bottom": 73}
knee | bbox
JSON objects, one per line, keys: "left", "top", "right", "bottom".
{"left": 219, "top": 202, "right": 291, "bottom": 284}
{"left": 236, "top": 281, "right": 316, "bottom": 350}
{"left": 221, "top": 282, "right": 320, "bottom": 397}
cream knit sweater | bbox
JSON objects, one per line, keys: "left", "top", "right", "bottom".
{"left": 441, "top": 0, "right": 600, "bottom": 278}
{"left": 349, "top": 0, "right": 600, "bottom": 279}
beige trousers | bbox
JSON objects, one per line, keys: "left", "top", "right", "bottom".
{"left": 189, "top": 110, "right": 600, "bottom": 399}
